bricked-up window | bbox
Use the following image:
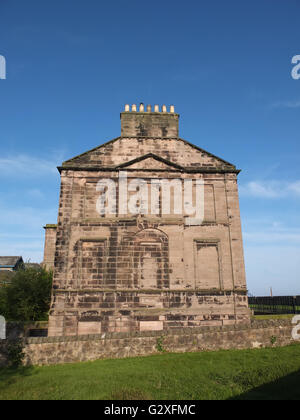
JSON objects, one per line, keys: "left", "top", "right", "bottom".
{"left": 204, "top": 184, "right": 216, "bottom": 222}
{"left": 77, "top": 239, "right": 107, "bottom": 288}
{"left": 194, "top": 241, "right": 222, "bottom": 290}
{"left": 133, "top": 229, "right": 169, "bottom": 289}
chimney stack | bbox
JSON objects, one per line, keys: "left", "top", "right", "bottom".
{"left": 121, "top": 103, "right": 179, "bottom": 138}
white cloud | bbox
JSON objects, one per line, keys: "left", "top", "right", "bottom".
{"left": 245, "top": 245, "right": 300, "bottom": 296}
{"left": 0, "top": 153, "right": 64, "bottom": 178}
{"left": 240, "top": 181, "right": 282, "bottom": 198}
{"left": 244, "top": 230, "right": 300, "bottom": 245}
{"left": 270, "top": 100, "right": 300, "bottom": 109}
{"left": 240, "top": 180, "right": 300, "bottom": 199}
{"left": 0, "top": 202, "right": 57, "bottom": 259}
{"left": 242, "top": 218, "right": 300, "bottom": 295}
{"left": 0, "top": 240, "right": 44, "bottom": 263}
{"left": 288, "top": 181, "right": 300, "bottom": 195}
{"left": 0, "top": 204, "right": 57, "bottom": 263}
{"left": 243, "top": 213, "right": 300, "bottom": 245}
{"left": 27, "top": 189, "right": 45, "bottom": 199}
{"left": 0, "top": 205, "right": 57, "bottom": 230}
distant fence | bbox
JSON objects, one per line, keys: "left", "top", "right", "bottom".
{"left": 249, "top": 296, "right": 300, "bottom": 315}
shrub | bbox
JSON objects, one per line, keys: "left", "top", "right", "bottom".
{"left": 156, "top": 336, "right": 166, "bottom": 352}
{"left": 6, "top": 339, "right": 25, "bottom": 368}
{"left": 0, "top": 267, "right": 53, "bottom": 322}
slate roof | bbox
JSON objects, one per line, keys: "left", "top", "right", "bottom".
{"left": 0, "top": 256, "right": 23, "bottom": 267}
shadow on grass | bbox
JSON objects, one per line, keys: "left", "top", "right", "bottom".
{"left": 0, "top": 366, "right": 35, "bottom": 388}
{"left": 231, "top": 370, "right": 300, "bottom": 400}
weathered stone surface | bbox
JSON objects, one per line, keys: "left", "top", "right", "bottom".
{"left": 0, "top": 320, "right": 296, "bottom": 367}
{"left": 42, "top": 225, "right": 57, "bottom": 270}
{"left": 120, "top": 111, "right": 179, "bottom": 138}
{"left": 44, "top": 105, "right": 250, "bottom": 337}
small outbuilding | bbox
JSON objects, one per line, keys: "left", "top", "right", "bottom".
{"left": 0, "top": 256, "right": 24, "bottom": 272}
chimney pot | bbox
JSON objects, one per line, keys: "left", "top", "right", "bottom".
{"left": 139, "top": 103, "right": 145, "bottom": 112}
{"left": 132, "top": 104, "right": 137, "bottom": 112}
{"left": 125, "top": 104, "right": 130, "bottom": 112}
{"left": 154, "top": 105, "right": 159, "bottom": 112}
{"left": 162, "top": 105, "right": 167, "bottom": 113}
{"left": 147, "top": 104, "right": 152, "bottom": 112}
{"left": 170, "top": 105, "right": 175, "bottom": 113}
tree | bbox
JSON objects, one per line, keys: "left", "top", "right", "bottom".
{"left": 0, "top": 267, "right": 53, "bottom": 321}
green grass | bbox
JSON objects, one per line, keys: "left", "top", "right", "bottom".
{"left": 253, "top": 314, "right": 295, "bottom": 320}
{"left": 1, "top": 344, "right": 300, "bottom": 400}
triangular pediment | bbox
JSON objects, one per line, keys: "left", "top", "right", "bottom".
{"left": 116, "top": 154, "right": 184, "bottom": 171}
{"left": 61, "top": 137, "right": 238, "bottom": 173}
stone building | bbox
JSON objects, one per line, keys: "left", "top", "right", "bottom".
{"left": 44, "top": 104, "right": 250, "bottom": 337}
{"left": 0, "top": 256, "right": 24, "bottom": 286}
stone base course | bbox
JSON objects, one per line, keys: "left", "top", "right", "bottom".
{"left": 0, "top": 319, "right": 297, "bottom": 366}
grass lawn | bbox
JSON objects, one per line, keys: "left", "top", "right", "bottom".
{"left": 253, "top": 314, "right": 295, "bottom": 320}
{"left": 1, "top": 344, "right": 300, "bottom": 400}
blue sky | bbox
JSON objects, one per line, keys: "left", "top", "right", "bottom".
{"left": 0, "top": 0, "right": 299, "bottom": 295}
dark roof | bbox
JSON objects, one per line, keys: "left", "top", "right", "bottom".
{"left": 0, "top": 256, "right": 23, "bottom": 267}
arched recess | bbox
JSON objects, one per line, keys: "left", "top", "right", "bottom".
{"left": 133, "top": 228, "right": 170, "bottom": 289}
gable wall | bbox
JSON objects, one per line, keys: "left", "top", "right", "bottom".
{"left": 64, "top": 138, "right": 233, "bottom": 169}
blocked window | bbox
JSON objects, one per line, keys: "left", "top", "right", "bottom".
{"left": 78, "top": 240, "right": 107, "bottom": 288}
{"left": 204, "top": 184, "right": 216, "bottom": 222}
{"left": 133, "top": 229, "right": 169, "bottom": 289}
{"left": 194, "top": 241, "right": 221, "bottom": 290}
{"left": 137, "top": 243, "right": 162, "bottom": 289}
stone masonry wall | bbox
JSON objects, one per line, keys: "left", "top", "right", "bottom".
{"left": 47, "top": 108, "right": 249, "bottom": 336}
{"left": 48, "top": 167, "right": 249, "bottom": 336}
{"left": 43, "top": 225, "right": 57, "bottom": 271}
{"left": 0, "top": 319, "right": 297, "bottom": 367}
{"left": 49, "top": 290, "right": 249, "bottom": 337}
{"left": 120, "top": 111, "right": 179, "bottom": 138}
